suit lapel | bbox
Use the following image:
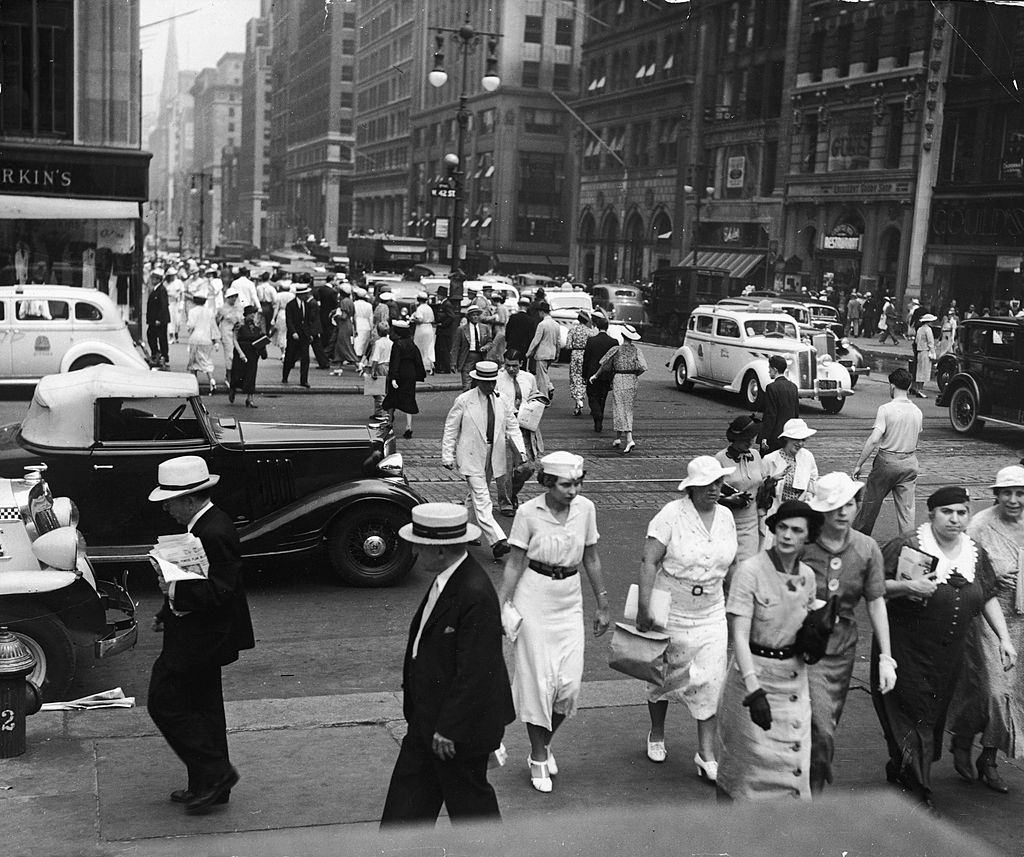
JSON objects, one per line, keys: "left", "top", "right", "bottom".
{"left": 466, "top": 391, "right": 487, "bottom": 437}
{"left": 421, "top": 558, "right": 468, "bottom": 636}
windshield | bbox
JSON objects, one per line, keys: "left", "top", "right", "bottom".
{"left": 810, "top": 305, "right": 839, "bottom": 320}
{"left": 744, "top": 319, "right": 799, "bottom": 339}
{"left": 776, "top": 305, "right": 810, "bottom": 324}
{"left": 547, "top": 294, "right": 594, "bottom": 312}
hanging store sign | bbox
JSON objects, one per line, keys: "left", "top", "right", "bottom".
{"left": 929, "top": 198, "right": 1024, "bottom": 247}
{"left": 726, "top": 156, "right": 745, "bottom": 189}
{"left": 0, "top": 145, "right": 149, "bottom": 200}
{"left": 821, "top": 223, "right": 862, "bottom": 252}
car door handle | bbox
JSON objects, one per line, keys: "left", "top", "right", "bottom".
{"left": 93, "top": 465, "right": 114, "bottom": 470}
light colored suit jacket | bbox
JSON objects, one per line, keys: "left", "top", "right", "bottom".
{"left": 442, "top": 388, "right": 526, "bottom": 477}
{"left": 495, "top": 368, "right": 537, "bottom": 417}
{"left": 527, "top": 316, "right": 561, "bottom": 361}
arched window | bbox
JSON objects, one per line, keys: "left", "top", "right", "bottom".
{"left": 600, "top": 213, "right": 619, "bottom": 281}
{"left": 623, "top": 210, "right": 645, "bottom": 283}
{"left": 578, "top": 211, "right": 596, "bottom": 245}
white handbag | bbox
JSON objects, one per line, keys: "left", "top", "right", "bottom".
{"left": 517, "top": 397, "right": 547, "bottom": 431}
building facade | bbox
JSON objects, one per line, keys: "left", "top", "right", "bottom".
{"left": 238, "top": 9, "right": 273, "bottom": 249}
{"left": 0, "top": 0, "right": 149, "bottom": 331}
{"left": 265, "top": 0, "right": 356, "bottom": 250}
{"left": 924, "top": 1, "right": 1024, "bottom": 314}
{"left": 190, "top": 53, "right": 243, "bottom": 256}
{"left": 352, "top": 0, "right": 414, "bottom": 235}
{"left": 781, "top": 0, "right": 936, "bottom": 304}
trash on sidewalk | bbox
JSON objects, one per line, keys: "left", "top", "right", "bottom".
{"left": 39, "top": 687, "right": 135, "bottom": 711}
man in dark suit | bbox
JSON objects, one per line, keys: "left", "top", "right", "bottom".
{"left": 380, "top": 502, "right": 514, "bottom": 827}
{"left": 757, "top": 354, "right": 800, "bottom": 453}
{"left": 147, "top": 456, "right": 254, "bottom": 815}
{"left": 433, "top": 296, "right": 459, "bottom": 374}
{"left": 314, "top": 275, "right": 340, "bottom": 361}
{"left": 282, "top": 280, "right": 317, "bottom": 387}
{"left": 504, "top": 297, "right": 538, "bottom": 370}
{"left": 452, "top": 305, "right": 492, "bottom": 390}
{"left": 146, "top": 270, "right": 171, "bottom": 367}
{"left": 582, "top": 313, "right": 617, "bottom": 433}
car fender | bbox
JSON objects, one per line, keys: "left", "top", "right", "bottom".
{"left": 817, "top": 359, "right": 853, "bottom": 394}
{"left": 937, "top": 372, "right": 982, "bottom": 409}
{"left": 239, "top": 478, "right": 423, "bottom": 555}
{"left": 60, "top": 340, "right": 148, "bottom": 372}
{"left": 0, "top": 570, "right": 78, "bottom": 596}
{"left": 0, "top": 576, "right": 107, "bottom": 642}
{"left": 728, "top": 357, "right": 771, "bottom": 394}
{"left": 669, "top": 345, "right": 697, "bottom": 377}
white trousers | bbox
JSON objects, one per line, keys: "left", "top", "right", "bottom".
{"left": 465, "top": 472, "right": 506, "bottom": 547}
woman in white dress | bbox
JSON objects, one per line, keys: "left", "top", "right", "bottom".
{"left": 216, "top": 288, "right": 244, "bottom": 387}
{"left": 636, "top": 456, "right": 737, "bottom": 783}
{"left": 411, "top": 292, "right": 436, "bottom": 374}
{"left": 912, "top": 312, "right": 937, "bottom": 397}
{"left": 499, "top": 451, "right": 610, "bottom": 794}
{"left": 937, "top": 307, "right": 958, "bottom": 359}
{"left": 272, "top": 283, "right": 294, "bottom": 358}
{"left": 761, "top": 418, "right": 819, "bottom": 544}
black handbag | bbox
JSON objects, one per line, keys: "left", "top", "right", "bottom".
{"left": 793, "top": 595, "right": 839, "bottom": 664}
{"left": 755, "top": 475, "right": 778, "bottom": 512}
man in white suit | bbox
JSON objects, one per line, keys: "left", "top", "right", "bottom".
{"left": 494, "top": 349, "right": 541, "bottom": 517}
{"left": 441, "top": 360, "right": 528, "bottom": 560}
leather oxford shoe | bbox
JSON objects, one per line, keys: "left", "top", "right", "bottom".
{"left": 171, "top": 787, "right": 229, "bottom": 805}
{"left": 184, "top": 768, "right": 239, "bottom": 815}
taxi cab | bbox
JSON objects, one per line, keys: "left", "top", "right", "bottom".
{"left": 0, "top": 465, "right": 137, "bottom": 701}
{"left": 667, "top": 303, "right": 854, "bottom": 413}
{"left": 0, "top": 285, "right": 148, "bottom": 383}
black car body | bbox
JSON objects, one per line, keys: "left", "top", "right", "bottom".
{"left": 0, "top": 366, "right": 423, "bottom": 586}
{"left": 936, "top": 317, "right": 1024, "bottom": 435}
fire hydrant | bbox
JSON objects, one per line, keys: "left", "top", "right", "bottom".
{"left": 0, "top": 626, "right": 42, "bottom": 758}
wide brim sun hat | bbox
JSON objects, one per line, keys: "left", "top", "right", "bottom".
{"left": 779, "top": 418, "right": 816, "bottom": 441}
{"left": 677, "top": 455, "right": 735, "bottom": 490}
{"left": 808, "top": 471, "right": 864, "bottom": 513}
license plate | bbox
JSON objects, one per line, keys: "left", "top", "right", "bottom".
{"left": 817, "top": 379, "right": 838, "bottom": 391}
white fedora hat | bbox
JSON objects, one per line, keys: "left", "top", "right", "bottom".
{"left": 293, "top": 283, "right": 311, "bottom": 295}
{"left": 991, "top": 464, "right": 1024, "bottom": 490}
{"left": 399, "top": 502, "right": 481, "bottom": 545}
{"left": 469, "top": 360, "right": 500, "bottom": 381}
{"left": 780, "top": 418, "right": 817, "bottom": 440}
{"left": 149, "top": 456, "right": 220, "bottom": 501}
{"left": 677, "top": 455, "right": 735, "bottom": 490}
{"left": 808, "top": 471, "right": 864, "bottom": 512}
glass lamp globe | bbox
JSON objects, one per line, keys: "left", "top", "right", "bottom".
{"left": 481, "top": 73, "right": 500, "bottom": 92}
{"left": 428, "top": 69, "right": 448, "bottom": 88}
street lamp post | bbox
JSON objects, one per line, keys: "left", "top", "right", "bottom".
{"left": 428, "top": 13, "right": 501, "bottom": 301}
{"left": 149, "top": 199, "right": 164, "bottom": 257}
{"left": 189, "top": 172, "right": 213, "bottom": 261}
{"left": 683, "top": 163, "right": 714, "bottom": 261}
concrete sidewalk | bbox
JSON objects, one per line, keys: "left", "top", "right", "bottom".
{"left": 3, "top": 668, "right": 1021, "bottom": 857}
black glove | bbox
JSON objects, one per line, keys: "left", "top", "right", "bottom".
{"left": 743, "top": 687, "right": 772, "bottom": 731}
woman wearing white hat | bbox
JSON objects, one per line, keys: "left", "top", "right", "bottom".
{"left": 760, "top": 418, "right": 819, "bottom": 540}
{"left": 636, "top": 456, "right": 738, "bottom": 781}
{"left": 802, "top": 472, "right": 896, "bottom": 794}
{"left": 947, "top": 465, "right": 1024, "bottom": 792}
{"left": 591, "top": 324, "right": 646, "bottom": 454}
{"left": 911, "top": 313, "right": 937, "bottom": 398}
{"left": 216, "top": 288, "right": 244, "bottom": 389}
{"left": 499, "top": 451, "right": 610, "bottom": 794}
{"left": 412, "top": 291, "right": 436, "bottom": 374}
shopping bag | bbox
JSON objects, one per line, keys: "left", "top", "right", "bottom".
{"left": 607, "top": 621, "right": 670, "bottom": 685}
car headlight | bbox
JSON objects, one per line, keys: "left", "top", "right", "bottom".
{"left": 378, "top": 453, "right": 404, "bottom": 477}
{"left": 818, "top": 354, "right": 833, "bottom": 365}
{"left": 32, "top": 526, "right": 79, "bottom": 571}
{"left": 52, "top": 497, "right": 80, "bottom": 528}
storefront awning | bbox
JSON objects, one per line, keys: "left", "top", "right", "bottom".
{"left": 382, "top": 243, "right": 427, "bottom": 254}
{"left": 0, "top": 196, "right": 140, "bottom": 219}
{"left": 680, "top": 250, "right": 764, "bottom": 279}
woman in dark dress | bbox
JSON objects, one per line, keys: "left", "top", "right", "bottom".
{"left": 229, "top": 305, "right": 267, "bottom": 408}
{"left": 872, "top": 486, "right": 1017, "bottom": 812}
{"left": 381, "top": 320, "right": 425, "bottom": 439}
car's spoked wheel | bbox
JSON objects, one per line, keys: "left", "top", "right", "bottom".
{"left": 327, "top": 503, "right": 414, "bottom": 587}
{"left": 949, "top": 386, "right": 984, "bottom": 435}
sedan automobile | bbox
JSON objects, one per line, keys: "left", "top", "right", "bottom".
{"left": 0, "top": 366, "right": 423, "bottom": 586}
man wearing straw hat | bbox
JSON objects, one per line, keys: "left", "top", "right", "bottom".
{"left": 380, "top": 503, "right": 514, "bottom": 826}
{"left": 442, "top": 360, "right": 528, "bottom": 560}
{"left": 146, "top": 456, "right": 254, "bottom": 815}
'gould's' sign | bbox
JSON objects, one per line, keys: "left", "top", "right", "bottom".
{"left": 929, "top": 200, "right": 1024, "bottom": 247}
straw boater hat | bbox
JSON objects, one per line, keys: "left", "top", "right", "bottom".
{"left": 399, "top": 502, "right": 481, "bottom": 546}
{"left": 620, "top": 324, "right": 641, "bottom": 341}
{"left": 779, "top": 418, "right": 817, "bottom": 440}
{"left": 677, "top": 456, "right": 735, "bottom": 490}
{"left": 466, "top": 305, "right": 484, "bottom": 317}
{"left": 469, "top": 360, "right": 499, "bottom": 382}
{"left": 991, "top": 465, "right": 1024, "bottom": 491}
{"left": 808, "top": 471, "right": 864, "bottom": 513}
{"left": 378, "top": 291, "right": 394, "bottom": 302}
{"left": 918, "top": 313, "right": 937, "bottom": 323}
{"left": 148, "top": 456, "right": 220, "bottom": 502}
{"left": 539, "top": 451, "right": 585, "bottom": 479}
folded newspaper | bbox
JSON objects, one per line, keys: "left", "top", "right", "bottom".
{"left": 149, "top": 533, "right": 210, "bottom": 582}
{"left": 40, "top": 687, "right": 135, "bottom": 711}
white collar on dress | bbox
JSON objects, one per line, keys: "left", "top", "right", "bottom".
{"left": 916, "top": 522, "right": 978, "bottom": 584}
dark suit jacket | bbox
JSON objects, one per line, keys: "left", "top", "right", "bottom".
{"left": 758, "top": 375, "right": 800, "bottom": 448}
{"left": 453, "top": 322, "right": 492, "bottom": 371}
{"left": 582, "top": 331, "right": 617, "bottom": 383}
{"left": 147, "top": 284, "right": 170, "bottom": 325}
{"left": 285, "top": 296, "right": 317, "bottom": 341}
{"left": 504, "top": 311, "right": 538, "bottom": 357}
{"left": 402, "top": 555, "right": 514, "bottom": 756}
{"left": 158, "top": 505, "right": 255, "bottom": 671}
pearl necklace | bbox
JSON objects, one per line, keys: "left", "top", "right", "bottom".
{"left": 915, "top": 523, "right": 978, "bottom": 585}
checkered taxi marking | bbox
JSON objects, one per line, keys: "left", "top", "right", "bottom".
{"left": 0, "top": 506, "right": 21, "bottom": 520}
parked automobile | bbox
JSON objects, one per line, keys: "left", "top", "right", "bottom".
{"left": 0, "top": 366, "right": 423, "bottom": 586}
{"left": 936, "top": 316, "right": 1024, "bottom": 435}
{"left": 802, "top": 300, "right": 846, "bottom": 338}
{"left": 590, "top": 283, "right": 649, "bottom": 327}
{"left": 0, "top": 286, "right": 149, "bottom": 383}
{"left": 835, "top": 338, "right": 870, "bottom": 388}
{"left": 0, "top": 465, "right": 137, "bottom": 701}
{"left": 667, "top": 303, "right": 854, "bottom": 413}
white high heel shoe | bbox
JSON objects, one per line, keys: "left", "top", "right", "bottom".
{"left": 528, "top": 756, "right": 552, "bottom": 793}
{"left": 694, "top": 753, "right": 718, "bottom": 783}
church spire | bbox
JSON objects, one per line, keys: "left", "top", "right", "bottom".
{"left": 159, "top": 16, "right": 180, "bottom": 107}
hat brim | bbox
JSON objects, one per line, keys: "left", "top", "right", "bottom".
{"left": 469, "top": 371, "right": 498, "bottom": 381}
{"left": 622, "top": 329, "right": 641, "bottom": 341}
{"left": 726, "top": 422, "right": 761, "bottom": 441}
{"left": 148, "top": 474, "right": 220, "bottom": 502}
{"left": 808, "top": 480, "right": 864, "bottom": 512}
{"left": 781, "top": 428, "right": 817, "bottom": 440}
{"left": 677, "top": 466, "right": 735, "bottom": 490}
{"left": 399, "top": 521, "right": 482, "bottom": 545}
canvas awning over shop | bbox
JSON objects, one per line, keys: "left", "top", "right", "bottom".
{"left": 383, "top": 244, "right": 427, "bottom": 254}
{"left": 679, "top": 250, "right": 764, "bottom": 279}
{"left": 0, "top": 196, "right": 140, "bottom": 219}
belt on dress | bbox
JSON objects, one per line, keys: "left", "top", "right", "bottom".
{"left": 878, "top": 449, "right": 917, "bottom": 457}
{"left": 749, "top": 641, "right": 797, "bottom": 660}
{"left": 529, "top": 560, "right": 578, "bottom": 580}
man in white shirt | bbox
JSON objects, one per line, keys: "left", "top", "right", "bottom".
{"left": 526, "top": 301, "right": 561, "bottom": 401}
{"left": 852, "top": 368, "right": 923, "bottom": 535}
{"left": 495, "top": 350, "right": 540, "bottom": 517}
{"left": 230, "top": 267, "right": 259, "bottom": 310}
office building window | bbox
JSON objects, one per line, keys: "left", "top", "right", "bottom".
{"left": 555, "top": 17, "right": 573, "bottom": 46}
{"left": 864, "top": 17, "right": 881, "bottom": 73}
{"left": 809, "top": 30, "right": 825, "bottom": 83}
{"left": 553, "top": 63, "right": 572, "bottom": 91}
{"left": 894, "top": 10, "right": 914, "bottom": 67}
{"left": 803, "top": 114, "right": 819, "bottom": 173}
{"left": 630, "top": 122, "right": 650, "bottom": 167}
{"left": 522, "top": 60, "right": 540, "bottom": 88}
{"left": 885, "top": 104, "right": 904, "bottom": 169}
{"left": 0, "top": 0, "right": 74, "bottom": 136}
{"left": 523, "top": 108, "right": 561, "bottom": 134}
{"left": 836, "top": 24, "right": 852, "bottom": 77}
{"left": 524, "top": 15, "right": 542, "bottom": 43}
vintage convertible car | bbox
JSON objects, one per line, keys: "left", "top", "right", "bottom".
{"left": 0, "top": 366, "right": 423, "bottom": 586}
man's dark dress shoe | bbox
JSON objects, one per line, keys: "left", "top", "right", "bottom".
{"left": 184, "top": 768, "right": 239, "bottom": 815}
{"left": 171, "top": 788, "right": 229, "bottom": 805}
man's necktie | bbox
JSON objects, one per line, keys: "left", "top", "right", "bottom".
{"left": 486, "top": 393, "right": 495, "bottom": 445}
{"left": 412, "top": 578, "right": 440, "bottom": 659}
{"left": 513, "top": 376, "right": 522, "bottom": 410}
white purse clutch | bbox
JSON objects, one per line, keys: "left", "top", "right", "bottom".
{"left": 501, "top": 601, "right": 523, "bottom": 642}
